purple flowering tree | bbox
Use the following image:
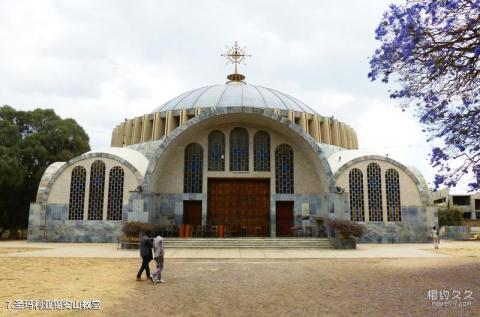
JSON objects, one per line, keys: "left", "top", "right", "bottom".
{"left": 369, "top": 0, "right": 480, "bottom": 190}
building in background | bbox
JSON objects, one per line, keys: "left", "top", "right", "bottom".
{"left": 431, "top": 188, "right": 480, "bottom": 221}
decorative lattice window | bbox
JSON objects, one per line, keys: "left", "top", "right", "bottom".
{"left": 349, "top": 168, "right": 365, "bottom": 221}
{"left": 184, "top": 143, "right": 203, "bottom": 193}
{"left": 254, "top": 131, "right": 270, "bottom": 172}
{"left": 367, "top": 163, "right": 383, "bottom": 221}
{"left": 230, "top": 127, "right": 249, "bottom": 171}
{"left": 107, "top": 166, "right": 124, "bottom": 220}
{"left": 386, "top": 169, "right": 402, "bottom": 222}
{"left": 275, "top": 144, "right": 294, "bottom": 194}
{"left": 208, "top": 130, "right": 225, "bottom": 171}
{"left": 68, "top": 166, "right": 86, "bottom": 220}
{"left": 88, "top": 160, "right": 105, "bottom": 220}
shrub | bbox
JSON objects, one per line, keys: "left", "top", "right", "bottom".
{"left": 122, "top": 221, "right": 140, "bottom": 238}
{"left": 438, "top": 208, "right": 463, "bottom": 227}
{"left": 327, "top": 219, "right": 365, "bottom": 238}
{"left": 122, "top": 221, "right": 156, "bottom": 238}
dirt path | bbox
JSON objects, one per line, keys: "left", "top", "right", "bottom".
{"left": 1, "top": 257, "right": 479, "bottom": 317}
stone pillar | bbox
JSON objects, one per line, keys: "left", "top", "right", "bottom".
{"left": 152, "top": 112, "right": 164, "bottom": 140}
{"left": 133, "top": 117, "right": 142, "bottom": 144}
{"left": 299, "top": 112, "right": 308, "bottom": 133}
{"left": 180, "top": 109, "right": 188, "bottom": 125}
{"left": 330, "top": 119, "right": 340, "bottom": 146}
{"left": 110, "top": 126, "right": 118, "bottom": 147}
{"left": 141, "top": 114, "right": 153, "bottom": 142}
{"left": 125, "top": 119, "right": 134, "bottom": 145}
{"left": 166, "top": 111, "right": 175, "bottom": 135}
{"left": 288, "top": 111, "right": 295, "bottom": 122}
{"left": 320, "top": 116, "right": 331, "bottom": 144}
{"left": 339, "top": 122, "right": 347, "bottom": 148}
{"left": 352, "top": 131, "right": 359, "bottom": 149}
{"left": 309, "top": 115, "right": 320, "bottom": 142}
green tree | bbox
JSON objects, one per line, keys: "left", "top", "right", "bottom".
{"left": 0, "top": 105, "right": 90, "bottom": 238}
{"left": 438, "top": 207, "right": 463, "bottom": 227}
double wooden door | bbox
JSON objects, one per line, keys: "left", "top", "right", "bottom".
{"left": 208, "top": 178, "right": 270, "bottom": 236}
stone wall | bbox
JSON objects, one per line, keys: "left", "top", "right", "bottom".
{"left": 28, "top": 203, "right": 124, "bottom": 242}
{"left": 359, "top": 206, "right": 429, "bottom": 243}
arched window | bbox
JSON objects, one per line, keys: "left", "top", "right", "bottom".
{"left": 386, "top": 169, "right": 402, "bottom": 221}
{"left": 208, "top": 131, "right": 225, "bottom": 171}
{"left": 184, "top": 143, "right": 203, "bottom": 193}
{"left": 88, "top": 160, "right": 106, "bottom": 220}
{"left": 107, "top": 166, "right": 124, "bottom": 220}
{"left": 230, "top": 127, "right": 249, "bottom": 171}
{"left": 275, "top": 144, "right": 294, "bottom": 194}
{"left": 367, "top": 163, "right": 383, "bottom": 221}
{"left": 349, "top": 168, "right": 364, "bottom": 221}
{"left": 69, "top": 166, "right": 86, "bottom": 220}
{"left": 254, "top": 131, "right": 270, "bottom": 172}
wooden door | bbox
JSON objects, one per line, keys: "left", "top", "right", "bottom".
{"left": 276, "top": 201, "right": 294, "bottom": 237}
{"left": 183, "top": 201, "right": 202, "bottom": 226}
{"left": 208, "top": 178, "right": 270, "bottom": 236}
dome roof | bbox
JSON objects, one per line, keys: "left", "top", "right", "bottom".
{"left": 153, "top": 82, "right": 318, "bottom": 114}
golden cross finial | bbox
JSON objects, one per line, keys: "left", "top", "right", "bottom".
{"left": 221, "top": 41, "right": 251, "bottom": 75}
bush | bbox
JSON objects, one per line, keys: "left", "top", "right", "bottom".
{"left": 438, "top": 208, "right": 463, "bottom": 227}
{"left": 122, "top": 221, "right": 142, "bottom": 238}
{"left": 122, "top": 222, "right": 172, "bottom": 239}
{"left": 327, "top": 219, "right": 365, "bottom": 239}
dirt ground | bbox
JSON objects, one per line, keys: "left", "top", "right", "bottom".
{"left": 0, "top": 255, "right": 479, "bottom": 317}
{"left": 0, "top": 248, "right": 48, "bottom": 255}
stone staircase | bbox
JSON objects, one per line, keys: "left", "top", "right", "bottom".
{"left": 162, "top": 238, "right": 334, "bottom": 249}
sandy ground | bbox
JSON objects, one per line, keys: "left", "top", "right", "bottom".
{"left": 1, "top": 255, "right": 479, "bottom": 317}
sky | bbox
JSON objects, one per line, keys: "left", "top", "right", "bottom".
{"left": 0, "top": 0, "right": 469, "bottom": 192}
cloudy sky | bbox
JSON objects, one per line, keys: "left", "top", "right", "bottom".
{"left": 1, "top": 0, "right": 466, "bottom": 191}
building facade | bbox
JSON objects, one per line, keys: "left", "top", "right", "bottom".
{"left": 431, "top": 188, "right": 480, "bottom": 220}
{"left": 28, "top": 70, "right": 437, "bottom": 243}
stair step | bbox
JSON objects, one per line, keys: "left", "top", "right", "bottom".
{"left": 160, "top": 238, "right": 334, "bottom": 249}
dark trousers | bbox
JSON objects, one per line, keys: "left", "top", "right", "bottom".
{"left": 137, "top": 256, "right": 151, "bottom": 278}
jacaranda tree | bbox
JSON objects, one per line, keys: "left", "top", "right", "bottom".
{"left": 369, "top": 0, "right": 480, "bottom": 190}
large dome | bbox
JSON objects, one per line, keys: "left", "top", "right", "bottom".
{"left": 153, "top": 82, "right": 318, "bottom": 114}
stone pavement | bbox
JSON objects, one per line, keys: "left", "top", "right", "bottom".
{"left": 1, "top": 240, "right": 476, "bottom": 259}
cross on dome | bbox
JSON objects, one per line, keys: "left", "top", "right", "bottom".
{"left": 221, "top": 41, "right": 251, "bottom": 83}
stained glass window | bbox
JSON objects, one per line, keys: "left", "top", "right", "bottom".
{"left": 107, "top": 166, "right": 124, "bottom": 220}
{"left": 184, "top": 143, "right": 203, "bottom": 193}
{"left": 275, "top": 144, "right": 294, "bottom": 194}
{"left": 349, "top": 168, "right": 365, "bottom": 221}
{"left": 230, "top": 127, "right": 249, "bottom": 171}
{"left": 254, "top": 131, "right": 270, "bottom": 172}
{"left": 386, "top": 169, "right": 402, "bottom": 221}
{"left": 88, "top": 160, "right": 105, "bottom": 220}
{"left": 367, "top": 163, "right": 383, "bottom": 221}
{"left": 208, "top": 130, "right": 225, "bottom": 171}
{"left": 69, "top": 166, "right": 86, "bottom": 220}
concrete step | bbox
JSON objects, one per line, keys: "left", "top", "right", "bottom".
{"left": 161, "top": 238, "right": 334, "bottom": 249}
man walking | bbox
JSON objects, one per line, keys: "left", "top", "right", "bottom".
{"left": 136, "top": 230, "right": 154, "bottom": 282}
{"left": 152, "top": 234, "right": 165, "bottom": 283}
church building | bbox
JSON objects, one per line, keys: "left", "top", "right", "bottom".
{"left": 27, "top": 44, "right": 437, "bottom": 243}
